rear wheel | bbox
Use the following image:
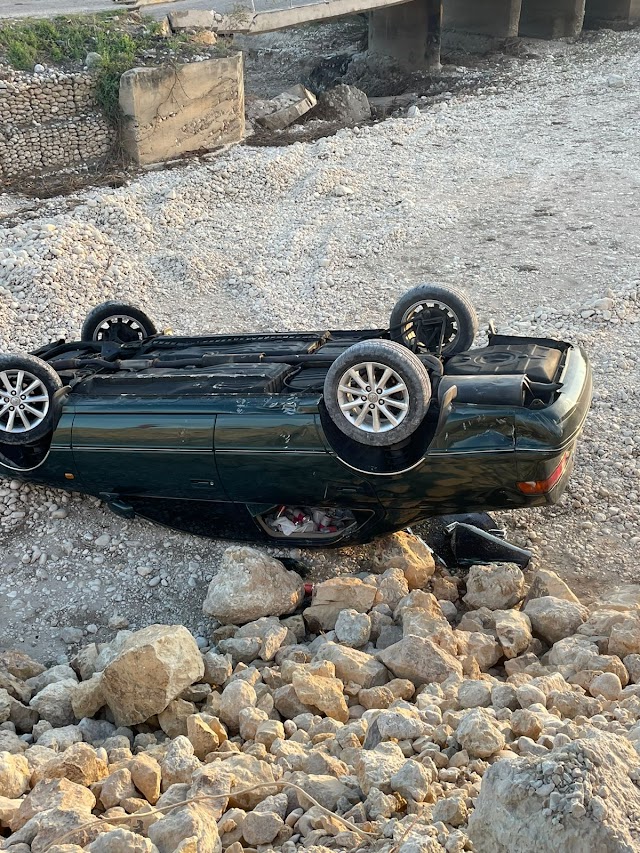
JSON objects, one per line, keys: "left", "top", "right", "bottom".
{"left": 323, "top": 339, "right": 431, "bottom": 447}
{"left": 390, "top": 284, "right": 478, "bottom": 356}
{"left": 0, "top": 354, "right": 62, "bottom": 445}
{"left": 81, "top": 301, "right": 157, "bottom": 344}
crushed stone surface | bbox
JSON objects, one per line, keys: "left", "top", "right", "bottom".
{"left": 0, "top": 27, "right": 639, "bottom": 662}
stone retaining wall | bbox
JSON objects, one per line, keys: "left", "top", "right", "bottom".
{"left": 0, "top": 70, "right": 115, "bottom": 183}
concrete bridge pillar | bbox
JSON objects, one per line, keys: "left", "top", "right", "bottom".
{"left": 444, "top": 0, "right": 522, "bottom": 38}
{"left": 584, "top": 0, "right": 640, "bottom": 28}
{"left": 518, "top": 0, "right": 586, "bottom": 38}
{"left": 369, "top": 0, "right": 443, "bottom": 70}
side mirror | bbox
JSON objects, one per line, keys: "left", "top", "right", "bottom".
{"left": 99, "top": 493, "right": 135, "bottom": 520}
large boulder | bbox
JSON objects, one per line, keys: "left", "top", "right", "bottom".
{"left": 494, "top": 610, "right": 533, "bottom": 659}
{"left": 373, "top": 532, "right": 436, "bottom": 589}
{"left": 101, "top": 625, "right": 204, "bottom": 726}
{"left": 608, "top": 612, "right": 640, "bottom": 658}
{"left": 523, "top": 568, "right": 580, "bottom": 605}
{"left": 317, "top": 84, "right": 371, "bottom": 126}
{"left": 29, "top": 680, "right": 77, "bottom": 728}
{"left": 149, "top": 802, "right": 220, "bottom": 853}
{"left": 464, "top": 563, "right": 526, "bottom": 610}
{"left": 590, "top": 584, "right": 640, "bottom": 612}
{"left": 11, "top": 778, "right": 95, "bottom": 831}
{"left": 203, "top": 547, "right": 303, "bottom": 624}
{"left": 304, "top": 577, "right": 377, "bottom": 632}
{"left": 469, "top": 732, "right": 640, "bottom": 852}
{"left": 524, "top": 597, "right": 589, "bottom": 645}
{"left": 456, "top": 708, "right": 505, "bottom": 758}
{"left": 376, "top": 635, "right": 462, "bottom": 685}
{"left": 317, "top": 642, "right": 389, "bottom": 689}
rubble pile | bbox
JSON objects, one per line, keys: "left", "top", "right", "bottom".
{"left": 2, "top": 533, "right": 640, "bottom": 852}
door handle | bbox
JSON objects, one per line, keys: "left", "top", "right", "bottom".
{"left": 191, "top": 479, "right": 216, "bottom": 488}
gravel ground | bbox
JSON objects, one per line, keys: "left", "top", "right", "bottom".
{"left": 0, "top": 27, "right": 638, "bottom": 662}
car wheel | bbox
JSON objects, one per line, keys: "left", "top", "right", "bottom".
{"left": 389, "top": 284, "right": 478, "bottom": 356}
{"left": 324, "top": 340, "right": 431, "bottom": 447}
{"left": 81, "top": 301, "right": 157, "bottom": 343}
{"left": 0, "top": 354, "right": 63, "bottom": 445}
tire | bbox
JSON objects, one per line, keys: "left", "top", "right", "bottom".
{"left": 81, "top": 301, "right": 157, "bottom": 344}
{"left": 0, "top": 353, "right": 63, "bottom": 446}
{"left": 323, "top": 339, "right": 431, "bottom": 447}
{"left": 389, "top": 284, "right": 478, "bottom": 356}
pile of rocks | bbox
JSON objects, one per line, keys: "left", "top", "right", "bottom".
{"left": 2, "top": 532, "right": 640, "bottom": 852}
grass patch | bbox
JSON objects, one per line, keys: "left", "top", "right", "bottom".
{"left": 0, "top": 14, "right": 206, "bottom": 126}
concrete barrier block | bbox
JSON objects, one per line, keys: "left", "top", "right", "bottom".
{"left": 119, "top": 53, "right": 245, "bottom": 166}
{"left": 251, "top": 84, "right": 317, "bottom": 131}
{"left": 168, "top": 9, "right": 217, "bottom": 29}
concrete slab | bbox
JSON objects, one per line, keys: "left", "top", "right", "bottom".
{"left": 167, "top": 9, "right": 216, "bottom": 27}
{"left": 119, "top": 53, "right": 244, "bottom": 165}
{"left": 250, "top": 84, "right": 317, "bottom": 130}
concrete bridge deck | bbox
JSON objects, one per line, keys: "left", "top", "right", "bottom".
{"left": 0, "top": 0, "right": 637, "bottom": 73}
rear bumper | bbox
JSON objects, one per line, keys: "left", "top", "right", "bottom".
{"left": 515, "top": 343, "right": 592, "bottom": 454}
{"left": 514, "top": 344, "right": 592, "bottom": 501}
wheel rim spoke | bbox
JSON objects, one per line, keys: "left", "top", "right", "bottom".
{"left": 22, "top": 378, "right": 41, "bottom": 396}
{"left": 5, "top": 409, "right": 16, "bottom": 432}
{"left": 340, "top": 399, "right": 363, "bottom": 412}
{"left": 366, "top": 363, "right": 375, "bottom": 388}
{"left": 378, "top": 405, "right": 399, "bottom": 427}
{"left": 347, "top": 369, "right": 368, "bottom": 391}
{"left": 381, "top": 382, "right": 407, "bottom": 397}
{"left": 0, "top": 372, "right": 13, "bottom": 394}
{"left": 384, "top": 398, "right": 409, "bottom": 411}
{"left": 372, "top": 408, "right": 381, "bottom": 432}
{"left": 22, "top": 403, "right": 43, "bottom": 417}
{"left": 378, "top": 367, "right": 393, "bottom": 389}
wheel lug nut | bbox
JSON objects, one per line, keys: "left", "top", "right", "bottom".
{"left": 366, "top": 386, "right": 371, "bottom": 392}
{"left": 369, "top": 404, "right": 375, "bottom": 409}
{"left": 361, "top": 396, "right": 366, "bottom": 401}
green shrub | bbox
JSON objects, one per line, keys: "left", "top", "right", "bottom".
{"left": 0, "top": 15, "right": 194, "bottom": 127}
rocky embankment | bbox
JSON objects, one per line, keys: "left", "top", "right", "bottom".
{"left": 1, "top": 533, "right": 640, "bottom": 852}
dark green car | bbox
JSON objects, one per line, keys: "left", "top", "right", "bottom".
{"left": 0, "top": 286, "right": 592, "bottom": 547}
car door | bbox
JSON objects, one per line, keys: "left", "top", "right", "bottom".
{"left": 214, "top": 399, "right": 378, "bottom": 507}
{"left": 71, "top": 398, "right": 222, "bottom": 500}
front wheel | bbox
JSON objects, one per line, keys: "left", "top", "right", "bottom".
{"left": 323, "top": 339, "right": 431, "bottom": 447}
{"left": 81, "top": 301, "right": 157, "bottom": 344}
{"left": 0, "top": 354, "right": 63, "bottom": 445}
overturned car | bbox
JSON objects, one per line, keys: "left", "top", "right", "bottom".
{"left": 0, "top": 285, "right": 592, "bottom": 547}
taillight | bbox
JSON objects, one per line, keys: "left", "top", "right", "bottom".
{"left": 517, "top": 452, "right": 571, "bottom": 495}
